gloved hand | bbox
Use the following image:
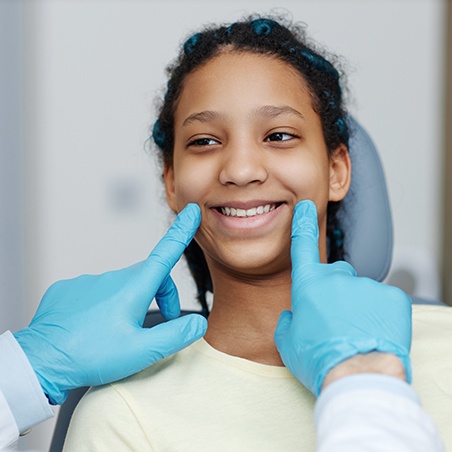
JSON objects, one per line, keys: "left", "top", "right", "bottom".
{"left": 274, "top": 200, "right": 412, "bottom": 396}
{"left": 14, "top": 203, "right": 207, "bottom": 405}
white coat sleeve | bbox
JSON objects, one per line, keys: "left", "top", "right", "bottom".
{"left": 0, "top": 389, "right": 19, "bottom": 451}
{"left": 315, "top": 374, "right": 444, "bottom": 452}
{"left": 0, "top": 331, "right": 54, "bottom": 451}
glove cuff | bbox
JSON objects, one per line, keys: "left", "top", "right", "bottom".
{"left": 313, "top": 338, "right": 411, "bottom": 396}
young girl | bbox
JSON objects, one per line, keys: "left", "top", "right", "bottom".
{"left": 63, "top": 15, "right": 452, "bottom": 451}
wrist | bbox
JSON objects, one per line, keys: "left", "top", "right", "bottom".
{"left": 322, "top": 352, "right": 407, "bottom": 391}
{"left": 14, "top": 329, "right": 64, "bottom": 405}
{"left": 1, "top": 331, "right": 54, "bottom": 431}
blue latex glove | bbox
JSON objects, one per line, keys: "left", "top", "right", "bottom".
{"left": 274, "top": 200, "right": 412, "bottom": 396}
{"left": 14, "top": 203, "right": 207, "bottom": 405}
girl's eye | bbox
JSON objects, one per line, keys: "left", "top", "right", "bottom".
{"left": 265, "top": 132, "right": 298, "bottom": 142}
{"left": 187, "top": 137, "right": 220, "bottom": 147}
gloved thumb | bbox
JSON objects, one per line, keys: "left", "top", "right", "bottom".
{"left": 134, "top": 314, "right": 207, "bottom": 369}
{"left": 274, "top": 310, "right": 292, "bottom": 352}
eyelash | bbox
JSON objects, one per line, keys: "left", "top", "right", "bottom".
{"left": 264, "top": 132, "right": 299, "bottom": 142}
{"left": 186, "top": 131, "right": 300, "bottom": 148}
{"left": 187, "top": 137, "right": 220, "bottom": 147}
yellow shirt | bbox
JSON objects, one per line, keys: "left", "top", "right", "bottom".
{"left": 64, "top": 304, "right": 452, "bottom": 451}
{"left": 410, "top": 304, "right": 452, "bottom": 446}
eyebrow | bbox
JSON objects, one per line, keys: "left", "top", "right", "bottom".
{"left": 257, "top": 105, "right": 305, "bottom": 120}
{"left": 181, "top": 105, "right": 304, "bottom": 127}
{"left": 182, "top": 110, "right": 224, "bottom": 127}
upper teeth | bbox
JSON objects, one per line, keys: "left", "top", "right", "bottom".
{"left": 220, "top": 204, "right": 276, "bottom": 217}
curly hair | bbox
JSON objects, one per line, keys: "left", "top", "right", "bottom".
{"left": 152, "top": 16, "right": 349, "bottom": 315}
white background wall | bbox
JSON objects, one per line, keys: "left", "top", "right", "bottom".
{"left": 0, "top": 0, "right": 445, "bottom": 450}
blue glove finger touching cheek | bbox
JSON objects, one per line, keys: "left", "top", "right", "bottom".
{"left": 291, "top": 200, "right": 320, "bottom": 267}
{"left": 14, "top": 203, "right": 206, "bottom": 405}
{"left": 276, "top": 200, "right": 412, "bottom": 396}
{"left": 143, "top": 203, "right": 201, "bottom": 290}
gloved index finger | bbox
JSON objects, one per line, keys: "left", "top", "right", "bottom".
{"left": 291, "top": 200, "right": 320, "bottom": 267}
{"left": 142, "top": 203, "right": 201, "bottom": 295}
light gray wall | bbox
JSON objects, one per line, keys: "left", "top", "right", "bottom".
{"left": 25, "top": 0, "right": 445, "bottom": 312}
{"left": 0, "top": 1, "right": 26, "bottom": 333}
{"left": 1, "top": 0, "right": 445, "bottom": 449}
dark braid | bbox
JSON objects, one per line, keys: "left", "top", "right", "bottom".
{"left": 327, "top": 201, "right": 345, "bottom": 263}
{"left": 183, "top": 240, "right": 212, "bottom": 317}
{"left": 152, "top": 16, "right": 349, "bottom": 312}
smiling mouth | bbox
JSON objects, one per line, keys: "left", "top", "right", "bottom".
{"left": 217, "top": 203, "right": 281, "bottom": 218}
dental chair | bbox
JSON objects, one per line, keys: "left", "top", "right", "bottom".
{"left": 48, "top": 117, "right": 437, "bottom": 451}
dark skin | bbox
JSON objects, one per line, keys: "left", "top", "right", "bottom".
{"left": 205, "top": 270, "right": 291, "bottom": 365}
{"left": 164, "top": 51, "right": 351, "bottom": 367}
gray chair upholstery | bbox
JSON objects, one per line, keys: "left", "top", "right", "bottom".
{"left": 49, "top": 118, "right": 396, "bottom": 450}
{"left": 341, "top": 117, "right": 393, "bottom": 281}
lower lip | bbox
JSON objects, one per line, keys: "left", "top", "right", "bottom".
{"left": 210, "top": 204, "right": 286, "bottom": 232}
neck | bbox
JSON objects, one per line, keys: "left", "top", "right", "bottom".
{"left": 204, "top": 268, "right": 291, "bottom": 366}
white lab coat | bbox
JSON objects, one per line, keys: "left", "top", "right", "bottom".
{"left": 315, "top": 375, "right": 445, "bottom": 451}
{"left": 0, "top": 331, "right": 54, "bottom": 451}
{"left": 0, "top": 391, "right": 18, "bottom": 451}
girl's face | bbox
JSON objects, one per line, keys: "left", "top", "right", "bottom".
{"left": 165, "top": 51, "right": 350, "bottom": 277}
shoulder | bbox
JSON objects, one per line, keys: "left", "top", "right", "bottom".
{"left": 411, "top": 304, "right": 452, "bottom": 450}
{"left": 411, "top": 304, "right": 452, "bottom": 374}
{"left": 64, "top": 384, "right": 151, "bottom": 451}
{"left": 63, "top": 341, "right": 209, "bottom": 451}
{"left": 412, "top": 304, "right": 452, "bottom": 344}
{"left": 66, "top": 341, "right": 201, "bottom": 429}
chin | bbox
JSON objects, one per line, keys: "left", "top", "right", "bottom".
{"left": 213, "top": 244, "right": 291, "bottom": 277}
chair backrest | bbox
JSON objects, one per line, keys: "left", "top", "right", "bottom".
{"left": 49, "top": 118, "right": 394, "bottom": 451}
{"left": 341, "top": 117, "right": 393, "bottom": 281}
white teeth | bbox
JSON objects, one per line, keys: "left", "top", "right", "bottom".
{"left": 220, "top": 204, "right": 276, "bottom": 217}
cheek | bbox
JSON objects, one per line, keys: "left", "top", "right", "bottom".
{"left": 172, "top": 158, "right": 215, "bottom": 209}
{"left": 275, "top": 155, "right": 330, "bottom": 203}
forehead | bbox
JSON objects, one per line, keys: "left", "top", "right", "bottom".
{"left": 174, "top": 51, "right": 314, "bottom": 123}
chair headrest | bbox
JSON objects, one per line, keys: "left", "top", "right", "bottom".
{"left": 340, "top": 117, "right": 393, "bottom": 282}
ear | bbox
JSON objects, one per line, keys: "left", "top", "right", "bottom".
{"left": 329, "top": 144, "right": 351, "bottom": 202}
{"left": 163, "top": 164, "right": 178, "bottom": 212}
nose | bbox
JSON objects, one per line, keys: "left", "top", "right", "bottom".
{"left": 219, "top": 140, "right": 268, "bottom": 186}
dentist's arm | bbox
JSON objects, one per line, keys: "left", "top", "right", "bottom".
{"left": 0, "top": 204, "right": 206, "bottom": 447}
{"left": 275, "top": 200, "right": 444, "bottom": 451}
